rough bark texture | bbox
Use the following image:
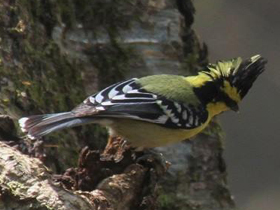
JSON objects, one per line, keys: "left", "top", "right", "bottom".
{"left": 0, "top": 0, "right": 235, "bottom": 209}
{"left": 0, "top": 139, "right": 159, "bottom": 210}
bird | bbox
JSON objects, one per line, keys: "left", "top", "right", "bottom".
{"left": 19, "top": 55, "right": 266, "bottom": 148}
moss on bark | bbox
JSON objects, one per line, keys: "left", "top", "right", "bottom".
{"left": 0, "top": 0, "right": 141, "bottom": 172}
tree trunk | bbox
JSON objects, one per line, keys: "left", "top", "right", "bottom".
{"left": 0, "top": 0, "right": 235, "bottom": 209}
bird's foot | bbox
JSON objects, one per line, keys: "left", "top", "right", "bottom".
{"left": 100, "top": 136, "right": 130, "bottom": 163}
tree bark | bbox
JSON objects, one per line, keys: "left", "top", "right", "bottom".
{"left": 0, "top": 0, "right": 235, "bottom": 209}
{"left": 0, "top": 140, "right": 156, "bottom": 210}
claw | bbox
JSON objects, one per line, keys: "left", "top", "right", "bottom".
{"left": 100, "top": 136, "right": 130, "bottom": 162}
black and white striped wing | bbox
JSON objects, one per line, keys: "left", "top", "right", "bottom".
{"left": 74, "top": 78, "right": 208, "bottom": 129}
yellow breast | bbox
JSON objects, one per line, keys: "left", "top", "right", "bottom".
{"left": 108, "top": 118, "right": 211, "bottom": 148}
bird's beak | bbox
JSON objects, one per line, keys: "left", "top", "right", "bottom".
{"left": 230, "top": 104, "right": 239, "bottom": 113}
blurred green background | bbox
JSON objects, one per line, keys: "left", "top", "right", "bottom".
{"left": 194, "top": 0, "right": 280, "bottom": 209}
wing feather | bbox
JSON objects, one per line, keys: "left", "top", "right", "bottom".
{"left": 76, "top": 78, "right": 208, "bottom": 129}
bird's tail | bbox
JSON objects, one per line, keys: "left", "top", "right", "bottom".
{"left": 18, "top": 112, "right": 94, "bottom": 139}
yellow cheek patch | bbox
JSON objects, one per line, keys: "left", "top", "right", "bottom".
{"left": 222, "top": 81, "right": 241, "bottom": 102}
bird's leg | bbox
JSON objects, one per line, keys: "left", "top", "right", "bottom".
{"left": 100, "top": 136, "right": 130, "bottom": 162}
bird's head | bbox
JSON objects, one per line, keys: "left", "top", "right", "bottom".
{"left": 191, "top": 55, "right": 267, "bottom": 115}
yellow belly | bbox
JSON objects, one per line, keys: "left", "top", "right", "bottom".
{"left": 108, "top": 118, "right": 210, "bottom": 148}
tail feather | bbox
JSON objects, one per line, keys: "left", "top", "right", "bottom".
{"left": 18, "top": 112, "right": 93, "bottom": 139}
